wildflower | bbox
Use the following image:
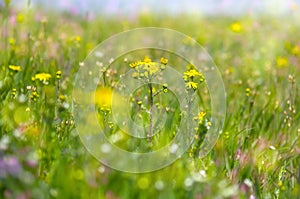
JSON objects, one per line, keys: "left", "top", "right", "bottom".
{"left": 183, "top": 68, "right": 205, "bottom": 83}
{"left": 160, "top": 57, "right": 168, "bottom": 65}
{"left": 163, "top": 83, "right": 168, "bottom": 92}
{"left": 32, "top": 73, "right": 52, "bottom": 83}
{"left": 56, "top": 70, "right": 62, "bottom": 79}
{"left": 16, "top": 13, "right": 24, "bottom": 23}
{"left": 144, "top": 56, "right": 151, "bottom": 63}
{"left": 59, "top": 94, "right": 66, "bottom": 101}
{"left": 245, "top": 88, "right": 252, "bottom": 96}
{"left": 0, "top": 156, "right": 23, "bottom": 178}
{"left": 194, "top": 111, "right": 206, "bottom": 123}
{"left": 147, "top": 64, "right": 159, "bottom": 75}
{"left": 8, "top": 38, "right": 15, "bottom": 45}
{"left": 230, "top": 22, "right": 242, "bottom": 33}
{"left": 183, "top": 67, "right": 205, "bottom": 91}
{"left": 276, "top": 57, "right": 289, "bottom": 68}
{"left": 129, "top": 61, "right": 141, "bottom": 68}
{"left": 72, "top": 36, "right": 81, "bottom": 42}
{"left": 94, "top": 87, "right": 113, "bottom": 108}
{"left": 129, "top": 56, "right": 166, "bottom": 78}
{"left": 30, "top": 91, "right": 39, "bottom": 101}
{"left": 132, "top": 72, "right": 139, "bottom": 78}
{"left": 11, "top": 88, "right": 17, "bottom": 98}
{"left": 152, "top": 87, "right": 156, "bottom": 93}
{"left": 186, "top": 81, "right": 198, "bottom": 90}
{"left": 8, "top": 65, "right": 21, "bottom": 72}
{"left": 206, "top": 120, "right": 212, "bottom": 129}
{"left": 224, "top": 131, "right": 230, "bottom": 139}
{"left": 184, "top": 69, "right": 200, "bottom": 78}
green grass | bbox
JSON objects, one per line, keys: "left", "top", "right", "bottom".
{"left": 0, "top": 4, "right": 300, "bottom": 199}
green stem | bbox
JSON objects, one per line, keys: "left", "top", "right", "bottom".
{"left": 148, "top": 81, "right": 153, "bottom": 143}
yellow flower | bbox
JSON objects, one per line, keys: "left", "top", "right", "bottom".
{"left": 160, "top": 57, "right": 168, "bottom": 65}
{"left": 8, "top": 38, "right": 15, "bottom": 45}
{"left": 11, "top": 88, "right": 17, "bottom": 97}
{"left": 144, "top": 56, "right": 151, "bottom": 63}
{"left": 184, "top": 69, "right": 200, "bottom": 78}
{"left": 129, "top": 56, "right": 166, "bottom": 78}
{"left": 33, "top": 73, "right": 52, "bottom": 82}
{"left": 183, "top": 69, "right": 205, "bottom": 83}
{"left": 30, "top": 91, "right": 39, "bottom": 101}
{"left": 147, "top": 64, "right": 159, "bottom": 75}
{"left": 186, "top": 81, "right": 198, "bottom": 90}
{"left": 194, "top": 111, "right": 206, "bottom": 122}
{"left": 59, "top": 94, "right": 66, "bottom": 101}
{"left": 74, "top": 36, "right": 81, "bottom": 42}
{"left": 230, "top": 22, "right": 242, "bottom": 33}
{"left": 198, "top": 111, "right": 206, "bottom": 120}
{"left": 9, "top": 65, "right": 21, "bottom": 72}
{"left": 94, "top": 87, "right": 113, "bottom": 108}
{"left": 129, "top": 61, "right": 141, "bottom": 68}
{"left": 206, "top": 121, "right": 212, "bottom": 127}
{"left": 245, "top": 88, "right": 252, "bottom": 97}
{"left": 276, "top": 57, "right": 289, "bottom": 68}
{"left": 152, "top": 87, "right": 156, "bottom": 93}
{"left": 132, "top": 72, "right": 139, "bottom": 78}
{"left": 56, "top": 70, "right": 62, "bottom": 79}
{"left": 17, "top": 13, "right": 24, "bottom": 23}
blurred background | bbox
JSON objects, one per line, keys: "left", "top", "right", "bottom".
{"left": 5, "top": 0, "right": 300, "bottom": 17}
{"left": 1, "top": 0, "right": 300, "bottom": 199}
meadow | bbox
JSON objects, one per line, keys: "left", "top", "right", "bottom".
{"left": 0, "top": 2, "right": 300, "bottom": 199}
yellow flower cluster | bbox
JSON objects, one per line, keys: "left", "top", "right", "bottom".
{"left": 183, "top": 67, "right": 205, "bottom": 90}
{"left": 11, "top": 88, "right": 17, "bottom": 98}
{"left": 129, "top": 56, "right": 168, "bottom": 79}
{"left": 56, "top": 70, "right": 62, "bottom": 79}
{"left": 32, "top": 73, "right": 52, "bottom": 82}
{"left": 245, "top": 88, "right": 252, "bottom": 97}
{"left": 30, "top": 91, "right": 39, "bottom": 101}
{"left": 186, "top": 81, "right": 198, "bottom": 90}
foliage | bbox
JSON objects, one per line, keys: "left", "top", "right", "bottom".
{"left": 0, "top": 4, "right": 299, "bottom": 199}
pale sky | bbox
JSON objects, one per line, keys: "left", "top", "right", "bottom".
{"left": 6, "top": 0, "right": 300, "bottom": 16}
